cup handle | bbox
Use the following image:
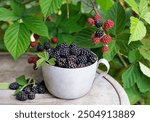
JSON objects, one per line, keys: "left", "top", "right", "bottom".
{"left": 96, "top": 58, "right": 110, "bottom": 79}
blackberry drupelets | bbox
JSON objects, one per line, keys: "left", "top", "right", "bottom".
{"left": 31, "top": 86, "right": 38, "bottom": 94}
{"left": 67, "top": 55, "right": 77, "bottom": 62}
{"left": 95, "top": 21, "right": 103, "bottom": 28}
{"left": 16, "top": 91, "right": 28, "bottom": 101}
{"left": 37, "top": 44, "right": 44, "bottom": 51}
{"left": 56, "top": 58, "right": 67, "bottom": 68}
{"left": 44, "top": 42, "right": 50, "bottom": 50}
{"left": 76, "top": 55, "right": 87, "bottom": 64}
{"left": 28, "top": 92, "right": 35, "bottom": 100}
{"left": 23, "top": 85, "right": 32, "bottom": 94}
{"left": 67, "top": 60, "right": 77, "bottom": 68}
{"left": 9, "top": 82, "right": 19, "bottom": 90}
{"left": 95, "top": 30, "right": 104, "bottom": 37}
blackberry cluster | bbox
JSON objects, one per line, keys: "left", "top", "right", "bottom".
{"left": 47, "top": 43, "right": 97, "bottom": 68}
{"left": 9, "top": 80, "right": 47, "bottom": 101}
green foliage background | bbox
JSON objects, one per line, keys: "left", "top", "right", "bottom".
{"left": 0, "top": 0, "right": 150, "bottom": 104}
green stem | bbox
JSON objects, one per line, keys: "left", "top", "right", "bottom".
{"left": 117, "top": 52, "right": 128, "bottom": 68}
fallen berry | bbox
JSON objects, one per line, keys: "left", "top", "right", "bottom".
{"left": 28, "top": 56, "right": 38, "bottom": 64}
{"left": 103, "top": 20, "right": 114, "bottom": 30}
{"left": 16, "top": 91, "right": 28, "bottom": 101}
{"left": 9, "top": 82, "right": 19, "bottom": 90}
{"left": 101, "top": 35, "right": 112, "bottom": 44}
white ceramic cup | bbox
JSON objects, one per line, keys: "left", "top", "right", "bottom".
{"left": 42, "top": 55, "right": 110, "bottom": 99}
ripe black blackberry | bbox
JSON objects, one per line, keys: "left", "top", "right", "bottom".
{"left": 76, "top": 55, "right": 87, "bottom": 64}
{"left": 16, "top": 91, "right": 28, "bottom": 101}
{"left": 56, "top": 58, "right": 67, "bottom": 67}
{"left": 48, "top": 48, "right": 55, "bottom": 58}
{"left": 77, "top": 63, "right": 86, "bottom": 68}
{"left": 9, "top": 82, "right": 19, "bottom": 90}
{"left": 95, "top": 21, "right": 103, "bottom": 28}
{"left": 88, "top": 54, "right": 97, "bottom": 63}
{"left": 38, "top": 85, "right": 47, "bottom": 94}
{"left": 28, "top": 92, "right": 35, "bottom": 100}
{"left": 70, "top": 48, "right": 81, "bottom": 56}
{"left": 44, "top": 42, "right": 50, "bottom": 50}
{"left": 56, "top": 43, "right": 69, "bottom": 50}
{"left": 53, "top": 51, "right": 61, "bottom": 60}
{"left": 37, "top": 44, "right": 44, "bottom": 51}
{"left": 86, "top": 62, "right": 92, "bottom": 66}
{"left": 95, "top": 30, "right": 104, "bottom": 37}
{"left": 59, "top": 48, "right": 70, "bottom": 57}
{"left": 23, "top": 85, "right": 31, "bottom": 94}
{"left": 31, "top": 86, "right": 38, "bottom": 94}
{"left": 80, "top": 49, "right": 91, "bottom": 56}
{"left": 68, "top": 61, "right": 77, "bottom": 68}
{"left": 69, "top": 43, "right": 77, "bottom": 50}
{"left": 67, "top": 55, "right": 77, "bottom": 62}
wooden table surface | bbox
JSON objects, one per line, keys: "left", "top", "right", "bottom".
{"left": 0, "top": 53, "right": 130, "bottom": 105}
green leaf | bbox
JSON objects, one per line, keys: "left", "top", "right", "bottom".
{"left": 125, "top": 85, "right": 142, "bottom": 104}
{"left": 0, "top": 83, "right": 10, "bottom": 90}
{"left": 4, "top": 23, "right": 30, "bottom": 60}
{"left": 136, "top": 73, "right": 150, "bottom": 93}
{"left": 47, "top": 58, "right": 56, "bottom": 65}
{"left": 23, "top": 16, "right": 49, "bottom": 38}
{"left": 139, "top": 0, "right": 148, "bottom": 17}
{"left": 129, "top": 17, "right": 146, "bottom": 43}
{"left": 142, "top": 12, "right": 150, "bottom": 25}
{"left": 81, "top": 0, "right": 92, "bottom": 13}
{"left": 103, "top": 40, "right": 118, "bottom": 61}
{"left": 0, "top": 8, "right": 19, "bottom": 21}
{"left": 39, "top": 0, "right": 63, "bottom": 17}
{"left": 116, "top": 33, "right": 142, "bottom": 54}
{"left": 37, "top": 52, "right": 49, "bottom": 60}
{"left": 96, "top": 0, "right": 114, "bottom": 12}
{"left": 139, "top": 62, "right": 150, "bottom": 77}
{"left": 106, "top": 1, "right": 126, "bottom": 35}
{"left": 122, "top": 64, "right": 139, "bottom": 88}
{"left": 59, "top": 18, "right": 82, "bottom": 33}
{"left": 139, "top": 38, "right": 150, "bottom": 62}
{"left": 36, "top": 58, "right": 45, "bottom": 68}
{"left": 10, "top": 0, "right": 25, "bottom": 17}
{"left": 139, "top": 48, "right": 150, "bottom": 62}
{"left": 16, "top": 75, "right": 27, "bottom": 86}
{"left": 128, "top": 49, "right": 141, "bottom": 63}
{"left": 124, "top": 0, "right": 139, "bottom": 15}
{"left": 144, "top": 92, "right": 150, "bottom": 104}
{"left": 58, "top": 34, "right": 74, "bottom": 44}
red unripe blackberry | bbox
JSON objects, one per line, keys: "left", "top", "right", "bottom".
{"left": 92, "top": 37, "right": 100, "bottom": 45}
{"left": 101, "top": 35, "right": 112, "bottom": 44}
{"left": 51, "top": 37, "right": 58, "bottom": 44}
{"left": 34, "top": 34, "right": 40, "bottom": 40}
{"left": 103, "top": 20, "right": 114, "bottom": 30}
{"left": 93, "top": 14, "right": 102, "bottom": 21}
{"left": 87, "top": 18, "right": 95, "bottom": 26}
{"left": 102, "top": 45, "right": 109, "bottom": 53}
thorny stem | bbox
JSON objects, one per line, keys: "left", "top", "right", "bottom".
{"left": 117, "top": 52, "right": 128, "bottom": 68}
{"left": 90, "top": 0, "right": 99, "bottom": 15}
